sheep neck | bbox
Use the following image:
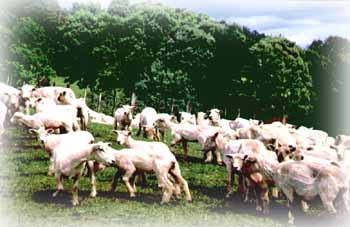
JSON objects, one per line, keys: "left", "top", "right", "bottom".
{"left": 163, "top": 118, "right": 176, "bottom": 129}
{"left": 215, "top": 133, "right": 229, "bottom": 152}
{"left": 125, "top": 136, "right": 139, "bottom": 148}
{"left": 257, "top": 157, "right": 279, "bottom": 180}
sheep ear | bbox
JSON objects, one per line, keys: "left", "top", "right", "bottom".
{"left": 212, "top": 132, "right": 219, "bottom": 140}
{"left": 112, "top": 130, "right": 118, "bottom": 134}
{"left": 225, "top": 154, "right": 234, "bottom": 159}
{"left": 28, "top": 129, "right": 37, "bottom": 134}
{"left": 46, "top": 129, "right": 55, "bottom": 134}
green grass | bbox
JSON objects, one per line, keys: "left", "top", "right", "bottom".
{"left": 0, "top": 123, "right": 346, "bottom": 227}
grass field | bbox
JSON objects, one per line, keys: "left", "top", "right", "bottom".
{"left": 0, "top": 123, "right": 347, "bottom": 227}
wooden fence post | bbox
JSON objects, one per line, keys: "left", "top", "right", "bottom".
{"left": 97, "top": 93, "right": 102, "bottom": 112}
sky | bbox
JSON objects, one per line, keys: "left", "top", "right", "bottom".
{"left": 58, "top": 0, "right": 350, "bottom": 47}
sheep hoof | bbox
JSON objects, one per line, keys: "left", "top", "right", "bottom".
{"left": 47, "top": 171, "right": 54, "bottom": 177}
{"left": 225, "top": 192, "right": 233, "bottom": 198}
{"left": 72, "top": 200, "right": 80, "bottom": 206}
{"left": 256, "top": 206, "right": 262, "bottom": 212}
{"left": 263, "top": 209, "right": 270, "bottom": 215}
{"left": 130, "top": 193, "right": 136, "bottom": 198}
{"left": 89, "top": 191, "right": 97, "bottom": 198}
{"left": 217, "top": 161, "right": 223, "bottom": 166}
{"left": 52, "top": 190, "right": 60, "bottom": 197}
{"left": 204, "top": 158, "right": 212, "bottom": 163}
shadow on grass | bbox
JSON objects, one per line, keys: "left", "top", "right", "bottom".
{"left": 32, "top": 189, "right": 162, "bottom": 207}
{"left": 211, "top": 193, "right": 342, "bottom": 227}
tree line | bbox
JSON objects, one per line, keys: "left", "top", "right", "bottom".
{"left": 1, "top": 0, "right": 349, "bottom": 135}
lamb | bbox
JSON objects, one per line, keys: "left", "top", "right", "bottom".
{"left": 10, "top": 110, "right": 80, "bottom": 133}
{"left": 88, "top": 108, "right": 115, "bottom": 126}
{"left": 226, "top": 151, "right": 278, "bottom": 214}
{"left": 207, "top": 108, "right": 221, "bottom": 125}
{"left": 53, "top": 96, "right": 89, "bottom": 131}
{"left": 137, "top": 107, "right": 159, "bottom": 140}
{"left": 90, "top": 142, "right": 192, "bottom": 204}
{"left": 0, "top": 101, "right": 7, "bottom": 137}
{"left": 112, "top": 130, "right": 185, "bottom": 192}
{"left": 203, "top": 131, "right": 269, "bottom": 198}
{"left": 114, "top": 105, "right": 135, "bottom": 130}
{"left": 244, "top": 151, "right": 350, "bottom": 224}
{"left": 179, "top": 112, "right": 196, "bottom": 125}
{"left": 29, "top": 127, "right": 95, "bottom": 176}
{"left": 156, "top": 113, "right": 178, "bottom": 141}
{"left": 0, "top": 83, "right": 21, "bottom": 116}
{"left": 21, "top": 84, "right": 76, "bottom": 105}
{"left": 52, "top": 142, "right": 103, "bottom": 205}
{"left": 196, "top": 112, "right": 210, "bottom": 126}
{"left": 156, "top": 115, "right": 202, "bottom": 161}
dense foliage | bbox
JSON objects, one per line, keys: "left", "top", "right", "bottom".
{"left": 1, "top": 0, "right": 349, "bottom": 133}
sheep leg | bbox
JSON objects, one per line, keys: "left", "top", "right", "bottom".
{"left": 255, "top": 184, "right": 262, "bottom": 212}
{"left": 110, "top": 169, "right": 123, "bottom": 192}
{"left": 159, "top": 129, "right": 165, "bottom": 142}
{"left": 136, "top": 123, "right": 141, "bottom": 136}
{"left": 158, "top": 173, "right": 174, "bottom": 204}
{"left": 169, "top": 165, "right": 192, "bottom": 202}
{"left": 225, "top": 163, "right": 234, "bottom": 197}
{"left": 214, "top": 149, "right": 223, "bottom": 165}
{"left": 87, "top": 161, "right": 97, "bottom": 198}
{"left": 53, "top": 174, "right": 64, "bottom": 197}
{"left": 139, "top": 172, "right": 147, "bottom": 188}
{"left": 182, "top": 140, "right": 188, "bottom": 162}
{"left": 261, "top": 184, "right": 270, "bottom": 214}
{"left": 122, "top": 170, "right": 136, "bottom": 197}
{"left": 48, "top": 157, "right": 55, "bottom": 176}
{"left": 282, "top": 188, "right": 295, "bottom": 224}
{"left": 204, "top": 150, "right": 213, "bottom": 163}
{"left": 130, "top": 174, "right": 137, "bottom": 193}
{"left": 72, "top": 175, "right": 80, "bottom": 206}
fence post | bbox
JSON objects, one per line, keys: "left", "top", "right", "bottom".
{"left": 131, "top": 92, "right": 136, "bottom": 106}
{"left": 83, "top": 88, "right": 87, "bottom": 102}
{"left": 97, "top": 93, "right": 102, "bottom": 112}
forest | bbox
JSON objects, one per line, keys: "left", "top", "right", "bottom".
{"left": 1, "top": 0, "right": 349, "bottom": 135}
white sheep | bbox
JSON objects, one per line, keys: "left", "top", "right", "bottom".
{"left": 114, "top": 105, "right": 135, "bottom": 130}
{"left": 90, "top": 142, "right": 192, "bottom": 204}
{"left": 10, "top": 110, "right": 80, "bottom": 133}
{"left": 29, "top": 127, "right": 94, "bottom": 176}
{"left": 0, "top": 101, "right": 7, "bottom": 137}
{"left": 52, "top": 142, "right": 101, "bottom": 205}
{"left": 138, "top": 107, "right": 159, "bottom": 140}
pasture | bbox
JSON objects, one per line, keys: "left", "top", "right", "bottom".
{"left": 0, "top": 123, "right": 346, "bottom": 227}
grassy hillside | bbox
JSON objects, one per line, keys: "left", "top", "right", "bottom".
{"left": 0, "top": 123, "right": 347, "bottom": 227}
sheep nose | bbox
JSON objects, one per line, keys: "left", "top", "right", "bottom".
{"left": 40, "top": 140, "right": 45, "bottom": 144}
{"left": 209, "top": 116, "right": 212, "bottom": 120}
{"left": 117, "top": 141, "right": 121, "bottom": 145}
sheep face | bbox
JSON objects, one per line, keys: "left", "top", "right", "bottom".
{"left": 20, "top": 84, "right": 35, "bottom": 99}
{"left": 92, "top": 142, "right": 115, "bottom": 165}
{"left": 114, "top": 130, "right": 131, "bottom": 145}
{"left": 143, "top": 126, "right": 157, "bottom": 139}
{"left": 203, "top": 132, "right": 218, "bottom": 152}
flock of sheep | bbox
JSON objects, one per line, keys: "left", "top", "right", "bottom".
{"left": 1, "top": 82, "right": 350, "bottom": 224}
